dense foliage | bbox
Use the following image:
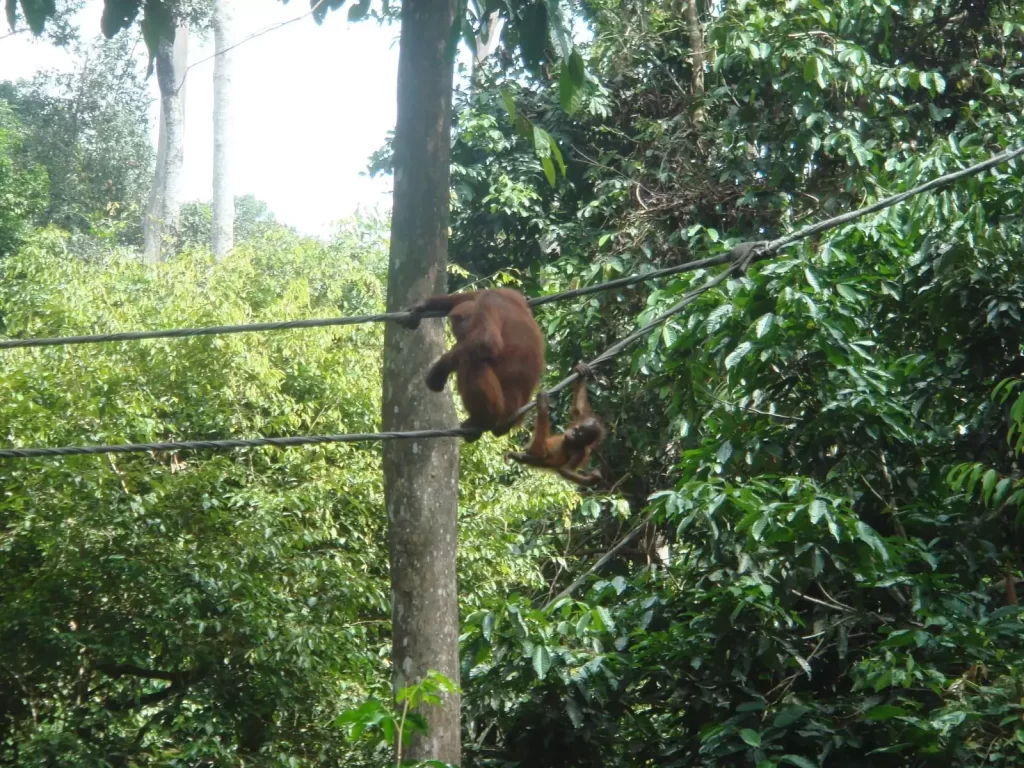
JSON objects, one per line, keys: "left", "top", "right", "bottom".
{"left": 440, "top": 1, "right": 1024, "bottom": 767}
{"left": 0, "top": 102, "right": 48, "bottom": 259}
{"left": 0, "top": 222, "right": 575, "bottom": 765}
{"left": 4, "top": 0, "right": 1024, "bottom": 765}
{"left": 0, "top": 33, "right": 154, "bottom": 243}
{"left": 179, "top": 194, "right": 291, "bottom": 249}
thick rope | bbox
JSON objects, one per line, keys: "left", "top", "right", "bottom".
{"left": 0, "top": 262, "right": 747, "bottom": 460}
{"left": 0, "top": 430, "right": 478, "bottom": 460}
{"left": 0, "top": 143, "right": 1020, "bottom": 460}
{"left": 1, "top": 143, "right": 1018, "bottom": 352}
{"left": 0, "top": 254, "right": 735, "bottom": 351}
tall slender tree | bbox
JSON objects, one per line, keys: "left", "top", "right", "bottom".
{"left": 211, "top": 0, "right": 235, "bottom": 259}
{"left": 381, "top": 0, "right": 462, "bottom": 762}
{"left": 143, "top": 23, "right": 188, "bottom": 263}
{"left": 683, "top": 0, "right": 705, "bottom": 125}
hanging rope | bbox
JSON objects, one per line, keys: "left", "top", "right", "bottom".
{"left": 0, "top": 143, "right": 1020, "bottom": 460}
{"left": 0, "top": 252, "right": 738, "bottom": 351}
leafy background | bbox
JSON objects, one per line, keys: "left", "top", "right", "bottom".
{"left": 2, "top": 0, "right": 1024, "bottom": 765}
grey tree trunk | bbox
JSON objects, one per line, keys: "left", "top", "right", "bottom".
{"left": 474, "top": 10, "right": 505, "bottom": 64}
{"left": 683, "top": 0, "right": 706, "bottom": 125}
{"left": 143, "top": 25, "right": 188, "bottom": 263}
{"left": 211, "top": 0, "right": 235, "bottom": 259}
{"left": 381, "top": 0, "right": 461, "bottom": 763}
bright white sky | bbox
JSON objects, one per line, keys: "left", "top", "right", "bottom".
{"left": 0, "top": 0, "right": 402, "bottom": 237}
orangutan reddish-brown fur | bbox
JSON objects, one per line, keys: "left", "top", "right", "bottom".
{"left": 401, "top": 288, "right": 544, "bottom": 442}
{"left": 505, "top": 363, "right": 605, "bottom": 486}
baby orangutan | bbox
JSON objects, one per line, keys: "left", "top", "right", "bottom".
{"left": 505, "top": 363, "right": 605, "bottom": 487}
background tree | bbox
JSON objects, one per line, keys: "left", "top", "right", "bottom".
{"left": 211, "top": 0, "right": 235, "bottom": 258}
{"left": 0, "top": 33, "right": 153, "bottom": 241}
{"left": 3, "top": 0, "right": 82, "bottom": 45}
{"left": 143, "top": 19, "right": 189, "bottom": 262}
{"left": 178, "top": 193, "right": 288, "bottom": 248}
{"left": 0, "top": 102, "right": 48, "bottom": 259}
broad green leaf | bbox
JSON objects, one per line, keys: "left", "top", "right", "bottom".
{"left": 568, "top": 48, "right": 586, "bottom": 87}
{"left": 855, "top": 521, "right": 889, "bottom": 562}
{"left": 808, "top": 499, "right": 827, "bottom": 524}
{"left": 863, "top": 704, "right": 907, "bottom": 721}
{"left": 541, "top": 155, "right": 556, "bottom": 186}
{"left": 348, "top": 0, "right": 370, "bottom": 20}
{"left": 773, "top": 705, "right": 810, "bottom": 728}
{"left": 593, "top": 606, "right": 615, "bottom": 632}
{"left": 559, "top": 66, "right": 583, "bottom": 114}
{"left": 725, "top": 341, "right": 753, "bottom": 370}
{"left": 532, "top": 645, "right": 552, "bottom": 680}
{"left": 755, "top": 313, "right": 775, "bottom": 338}
{"left": 500, "top": 88, "right": 517, "bottom": 121}
{"left": 740, "top": 729, "right": 762, "bottom": 747}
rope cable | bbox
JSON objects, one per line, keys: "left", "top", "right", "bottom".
{"left": 2, "top": 143, "right": 1019, "bottom": 352}
{"left": 0, "top": 253, "right": 734, "bottom": 351}
{"left": 0, "top": 142, "right": 1020, "bottom": 460}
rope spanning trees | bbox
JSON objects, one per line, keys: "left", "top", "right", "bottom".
{"left": 0, "top": 143, "right": 1020, "bottom": 460}
{"left": 1, "top": 143, "right": 1020, "bottom": 353}
{"left": 0, "top": 251, "right": 750, "bottom": 351}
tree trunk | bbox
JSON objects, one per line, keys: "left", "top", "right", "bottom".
{"left": 381, "top": 0, "right": 461, "bottom": 764}
{"left": 211, "top": 0, "right": 235, "bottom": 259}
{"left": 471, "top": 10, "right": 505, "bottom": 88}
{"left": 143, "top": 25, "right": 188, "bottom": 263}
{"left": 683, "top": 0, "right": 705, "bottom": 125}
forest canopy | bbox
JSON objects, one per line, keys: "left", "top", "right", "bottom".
{"left": 2, "top": 0, "right": 1024, "bottom": 766}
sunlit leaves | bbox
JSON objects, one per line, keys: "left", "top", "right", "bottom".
{"left": 499, "top": 87, "right": 569, "bottom": 186}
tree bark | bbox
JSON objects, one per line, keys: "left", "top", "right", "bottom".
{"left": 211, "top": 0, "right": 235, "bottom": 259}
{"left": 683, "top": 0, "right": 706, "bottom": 125}
{"left": 381, "top": 0, "right": 461, "bottom": 764}
{"left": 143, "top": 25, "right": 188, "bottom": 263}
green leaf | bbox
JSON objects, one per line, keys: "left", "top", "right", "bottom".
{"left": 532, "top": 125, "right": 551, "bottom": 157}
{"left": 1011, "top": 392, "right": 1024, "bottom": 423}
{"left": 808, "top": 499, "right": 827, "bottom": 524}
{"left": 982, "top": 468, "right": 998, "bottom": 504}
{"left": 559, "top": 66, "right": 582, "bottom": 114}
{"left": 755, "top": 313, "right": 775, "bottom": 338}
{"left": 566, "top": 697, "right": 584, "bottom": 728}
{"left": 500, "top": 88, "right": 517, "bottom": 122}
{"left": 803, "top": 56, "right": 826, "bottom": 88}
{"left": 532, "top": 645, "right": 552, "bottom": 680}
{"left": 780, "top": 756, "right": 818, "bottom": 768}
{"left": 863, "top": 704, "right": 907, "bottom": 721}
{"left": 662, "top": 324, "right": 680, "bottom": 347}
{"left": 804, "top": 267, "right": 821, "bottom": 293}
{"left": 593, "top": 606, "right": 615, "bottom": 632}
{"left": 348, "top": 0, "right": 370, "bottom": 20}
{"left": 541, "top": 155, "right": 556, "bottom": 186}
{"left": 716, "top": 441, "right": 734, "bottom": 464}
{"left": 836, "top": 283, "right": 860, "bottom": 303}
{"left": 725, "top": 342, "right": 753, "bottom": 370}
{"left": 773, "top": 705, "right": 810, "bottom": 728}
{"left": 855, "top": 521, "right": 889, "bottom": 562}
{"left": 880, "top": 629, "right": 916, "bottom": 648}
{"left": 568, "top": 48, "right": 586, "bottom": 87}
{"left": 547, "top": 134, "right": 566, "bottom": 176}
{"left": 740, "top": 729, "right": 762, "bottom": 747}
